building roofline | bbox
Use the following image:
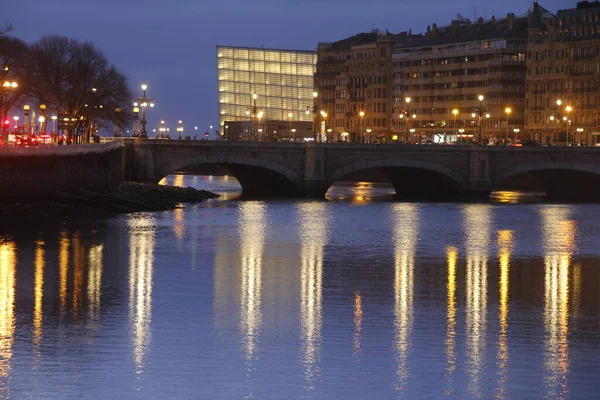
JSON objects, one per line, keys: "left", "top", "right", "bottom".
{"left": 216, "top": 45, "right": 316, "bottom": 54}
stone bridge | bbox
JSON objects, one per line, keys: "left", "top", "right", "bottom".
{"left": 123, "top": 139, "right": 600, "bottom": 200}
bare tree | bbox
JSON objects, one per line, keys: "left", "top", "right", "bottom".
{"left": 26, "top": 35, "right": 132, "bottom": 143}
{"left": 0, "top": 21, "right": 13, "bottom": 36}
{"left": 0, "top": 35, "right": 28, "bottom": 124}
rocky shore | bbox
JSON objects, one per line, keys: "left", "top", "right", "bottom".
{"left": 0, "top": 182, "right": 219, "bottom": 230}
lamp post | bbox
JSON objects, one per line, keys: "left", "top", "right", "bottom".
{"left": 23, "top": 105, "right": 30, "bottom": 135}
{"left": 12, "top": 116, "right": 18, "bottom": 134}
{"left": 288, "top": 112, "right": 293, "bottom": 140}
{"left": 38, "top": 104, "right": 47, "bottom": 137}
{"left": 159, "top": 120, "right": 166, "bottom": 137}
{"left": 320, "top": 110, "right": 327, "bottom": 142}
{"left": 366, "top": 128, "right": 372, "bottom": 143}
{"left": 247, "top": 93, "right": 260, "bottom": 141}
{"left": 505, "top": 107, "right": 512, "bottom": 144}
{"left": 225, "top": 125, "right": 229, "bottom": 141}
{"left": 177, "top": 120, "right": 183, "bottom": 140}
{"left": 565, "top": 105, "right": 572, "bottom": 146}
{"left": 359, "top": 111, "right": 365, "bottom": 143}
{"left": 132, "top": 107, "right": 140, "bottom": 136}
{"left": 451, "top": 109, "right": 458, "bottom": 143}
{"left": 513, "top": 128, "right": 520, "bottom": 142}
{"left": 327, "top": 128, "right": 332, "bottom": 143}
{"left": 576, "top": 127, "right": 584, "bottom": 146}
{"left": 402, "top": 97, "right": 412, "bottom": 143}
{"left": 38, "top": 116, "right": 45, "bottom": 137}
{"left": 477, "top": 94, "right": 485, "bottom": 144}
{"left": 135, "top": 83, "right": 155, "bottom": 138}
{"left": 51, "top": 115, "right": 57, "bottom": 138}
{"left": 312, "top": 91, "right": 318, "bottom": 141}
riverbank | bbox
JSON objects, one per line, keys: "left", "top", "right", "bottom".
{"left": 0, "top": 182, "right": 219, "bottom": 230}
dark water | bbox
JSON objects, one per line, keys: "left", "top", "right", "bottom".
{"left": 0, "top": 175, "right": 599, "bottom": 399}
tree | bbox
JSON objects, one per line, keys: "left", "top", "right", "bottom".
{"left": 26, "top": 35, "right": 132, "bottom": 143}
{"left": 0, "top": 35, "right": 28, "bottom": 124}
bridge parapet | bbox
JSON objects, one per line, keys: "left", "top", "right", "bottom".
{"left": 122, "top": 140, "right": 600, "bottom": 200}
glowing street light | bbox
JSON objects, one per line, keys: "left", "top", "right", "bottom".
{"left": 359, "top": 111, "right": 365, "bottom": 143}
{"left": 505, "top": 107, "right": 512, "bottom": 144}
{"left": 452, "top": 109, "right": 459, "bottom": 137}
{"left": 565, "top": 105, "right": 573, "bottom": 145}
{"left": 135, "top": 82, "right": 154, "bottom": 138}
{"left": 51, "top": 115, "right": 57, "bottom": 136}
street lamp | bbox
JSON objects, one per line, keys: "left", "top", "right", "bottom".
{"left": 132, "top": 107, "right": 140, "bottom": 136}
{"left": 177, "top": 120, "right": 183, "bottom": 139}
{"left": 359, "top": 111, "right": 365, "bottom": 143}
{"left": 12, "top": 116, "right": 18, "bottom": 133}
{"left": 51, "top": 115, "right": 57, "bottom": 137}
{"left": 159, "top": 120, "right": 166, "bottom": 137}
{"left": 135, "top": 82, "right": 154, "bottom": 138}
{"left": 247, "top": 93, "right": 260, "bottom": 141}
{"left": 366, "top": 128, "right": 372, "bottom": 143}
{"left": 576, "top": 127, "right": 584, "bottom": 145}
{"left": 476, "top": 94, "right": 486, "bottom": 143}
{"left": 565, "top": 105, "right": 573, "bottom": 146}
{"left": 452, "top": 109, "right": 459, "bottom": 139}
{"left": 505, "top": 107, "right": 512, "bottom": 144}
{"left": 513, "top": 128, "right": 520, "bottom": 142}
{"left": 38, "top": 116, "right": 45, "bottom": 136}
{"left": 225, "top": 125, "right": 229, "bottom": 140}
{"left": 23, "top": 105, "right": 30, "bottom": 135}
{"left": 288, "top": 112, "right": 293, "bottom": 140}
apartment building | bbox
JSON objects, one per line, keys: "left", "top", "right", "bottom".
{"left": 525, "top": 1, "right": 600, "bottom": 145}
{"left": 315, "top": 30, "right": 419, "bottom": 142}
{"left": 392, "top": 13, "right": 530, "bottom": 143}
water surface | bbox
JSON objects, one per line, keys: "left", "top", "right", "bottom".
{"left": 1, "top": 175, "right": 599, "bottom": 399}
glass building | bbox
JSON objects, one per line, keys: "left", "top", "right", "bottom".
{"left": 216, "top": 46, "right": 317, "bottom": 137}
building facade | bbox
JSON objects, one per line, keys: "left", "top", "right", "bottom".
{"left": 392, "top": 13, "right": 531, "bottom": 144}
{"left": 315, "top": 31, "right": 417, "bottom": 142}
{"left": 525, "top": 1, "right": 600, "bottom": 145}
{"left": 216, "top": 46, "right": 316, "bottom": 141}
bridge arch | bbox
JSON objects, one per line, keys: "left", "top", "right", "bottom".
{"left": 162, "top": 154, "right": 304, "bottom": 197}
{"left": 329, "top": 159, "right": 468, "bottom": 200}
{"left": 495, "top": 161, "right": 600, "bottom": 201}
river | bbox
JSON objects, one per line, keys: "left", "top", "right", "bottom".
{"left": 0, "top": 174, "right": 599, "bottom": 399}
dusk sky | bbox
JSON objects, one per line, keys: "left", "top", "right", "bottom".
{"left": 6, "top": 0, "right": 569, "bottom": 135}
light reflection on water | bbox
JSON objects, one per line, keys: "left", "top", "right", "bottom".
{"left": 0, "top": 242, "right": 15, "bottom": 399}
{"left": 128, "top": 214, "right": 156, "bottom": 384}
{"left": 0, "top": 175, "right": 598, "bottom": 399}
{"left": 390, "top": 203, "right": 418, "bottom": 393}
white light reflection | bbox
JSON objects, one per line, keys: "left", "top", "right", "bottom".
{"left": 128, "top": 214, "right": 156, "bottom": 384}
{"left": 353, "top": 291, "right": 363, "bottom": 364}
{"left": 87, "top": 244, "right": 104, "bottom": 324}
{"left": 298, "top": 202, "right": 328, "bottom": 393}
{"left": 463, "top": 204, "right": 491, "bottom": 399}
{"left": 444, "top": 246, "right": 458, "bottom": 395}
{"left": 0, "top": 241, "right": 16, "bottom": 398}
{"left": 391, "top": 203, "right": 419, "bottom": 392}
{"left": 496, "top": 230, "right": 513, "bottom": 399}
{"left": 238, "top": 202, "right": 266, "bottom": 396}
{"left": 541, "top": 206, "right": 575, "bottom": 399}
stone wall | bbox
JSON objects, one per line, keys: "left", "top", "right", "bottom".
{"left": 0, "top": 142, "right": 124, "bottom": 201}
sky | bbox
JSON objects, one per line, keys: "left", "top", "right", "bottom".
{"left": 5, "top": 0, "right": 570, "bottom": 136}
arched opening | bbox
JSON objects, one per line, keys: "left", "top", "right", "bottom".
{"left": 495, "top": 164, "right": 600, "bottom": 202}
{"left": 160, "top": 160, "right": 303, "bottom": 199}
{"left": 327, "top": 161, "right": 467, "bottom": 201}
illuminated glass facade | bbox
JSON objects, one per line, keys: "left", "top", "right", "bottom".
{"left": 217, "top": 46, "right": 317, "bottom": 133}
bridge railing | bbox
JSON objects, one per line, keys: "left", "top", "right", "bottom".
{"left": 0, "top": 140, "right": 123, "bottom": 156}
